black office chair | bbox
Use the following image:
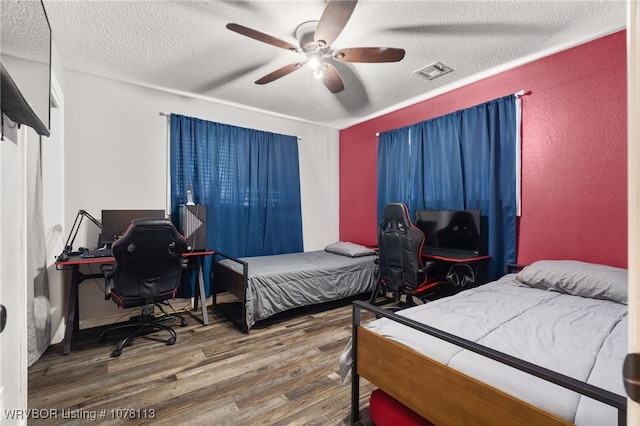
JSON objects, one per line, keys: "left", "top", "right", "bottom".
{"left": 100, "top": 218, "right": 188, "bottom": 357}
{"left": 372, "top": 203, "right": 440, "bottom": 307}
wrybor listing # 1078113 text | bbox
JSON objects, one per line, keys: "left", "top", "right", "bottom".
{"left": 3, "top": 407, "right": 157, "bottom": 422}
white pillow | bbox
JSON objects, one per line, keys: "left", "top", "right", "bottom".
{"left": 516, "top": 260, "right": 628, "bottom": 304}
{"left": 325, "top": 241, "right": 376, "bottom": 258}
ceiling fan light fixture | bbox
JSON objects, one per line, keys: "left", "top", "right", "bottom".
{"left": 414, "top": 61, "right": 453, "bottom": 81}
{"left": 308, "top": 52, "right": 323, "bottom": 70}
{"left": 314, "top": 68, "right": 323, "bottom": 79}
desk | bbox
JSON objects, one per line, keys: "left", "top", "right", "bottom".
{"left": 421, "top": 253, "right": 491, "bottom": 289}
{"left": 55, "top": 250, "right": 213, "bottom": 355}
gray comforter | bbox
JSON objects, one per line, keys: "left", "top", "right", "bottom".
{"left": 220, "top": 250, "right": 379, "bottom": 330}
{"left": 340, "top": 262, "right": 627, "bottom": 425}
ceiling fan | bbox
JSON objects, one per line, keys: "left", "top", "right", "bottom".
{"left": 226, "top": 0, "right": 405, "bottom": 94}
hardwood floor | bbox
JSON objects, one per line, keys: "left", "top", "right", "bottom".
{"left": 28, "top": 298, "right": 376, "bottom": 425}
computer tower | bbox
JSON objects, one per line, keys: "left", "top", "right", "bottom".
{"left": 179, "top": 204, "right": 207, "bottom": 251}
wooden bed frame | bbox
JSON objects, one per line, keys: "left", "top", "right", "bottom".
{"left": 350, "top": 300, "right": 627, "bottom": 426}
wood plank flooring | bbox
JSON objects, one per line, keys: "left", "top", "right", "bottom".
{"left": 28, "top": 298, "right": 377, "bottom": 425}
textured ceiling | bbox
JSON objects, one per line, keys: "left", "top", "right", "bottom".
{"left": 30, "top": 1, "right": 629, "bottom": 128}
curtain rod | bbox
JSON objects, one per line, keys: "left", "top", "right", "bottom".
{"left": 375, "top": 90, "right": 530, "bottom": 137}
{"left": 159, "top": 112, "right": 301, "bottom": 140}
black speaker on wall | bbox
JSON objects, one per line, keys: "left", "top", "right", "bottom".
{"left": 179, "top": 204, "right": 207, "bottom": 251}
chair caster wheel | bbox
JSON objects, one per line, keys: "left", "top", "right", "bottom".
{"left": 167, "top": 337, "right": 176, "bottom": 346}
{"left": 180, "top": 319, "right": 188, "bottom": 327}
{"left": 111, "top": 349, "right": 122, "bottom": 357}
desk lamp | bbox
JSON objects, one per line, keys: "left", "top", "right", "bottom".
{"left": 57, "top": 210, "right": 117, "bottom": 262}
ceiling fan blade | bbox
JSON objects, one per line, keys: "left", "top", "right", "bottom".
{"left": 321, "top": 63, "right": 345, "bottom": 93}
{"left": 255, "top": 63, "right": 304, "bottom": 85}
{"left": 314, "top": 0, "right": 358, "bottom": 47}
{"left": 226, "top": 23, "right": 299, "bottom": 52}
{"left": 333, "top": 47, "right": 406, "bottom": 63}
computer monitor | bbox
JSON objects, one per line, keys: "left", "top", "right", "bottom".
{"left": 414, "top": 209, "right": 482, "bottom": 254}
{"left": 100, "top": 209, "right": 166, "bottom": 245}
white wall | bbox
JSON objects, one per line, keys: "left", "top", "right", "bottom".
{"left": 63, "top": 71, "right": 340, "bottom": 321}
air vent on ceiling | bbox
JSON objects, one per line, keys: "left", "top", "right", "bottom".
{"left": 414, "top": 62, "right": 453, "bottom": 81}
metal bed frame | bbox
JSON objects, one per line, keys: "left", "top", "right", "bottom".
{"left": 350, "top": 300, "right": 626, "bottom": 426}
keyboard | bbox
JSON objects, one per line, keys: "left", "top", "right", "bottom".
{"left": 81, "top": 248, "right": 113, "bottom": 259}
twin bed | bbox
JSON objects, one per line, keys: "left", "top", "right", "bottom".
{"left": 211, "top": 241, "right": 379, "bottom": 332}
{"left": 341, "top": 260, "right": 628, "bottom": 425}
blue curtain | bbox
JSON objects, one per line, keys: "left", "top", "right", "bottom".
{"left": 376, "top": 126, "right": 412, "bottom": 219}
{"left": 170, "top": 114, "right": 303, "bottom": 296}
{"left": 377, "top": 95, "right": 517, "bottom": 280}
{"left": 459, "top": 97, "right": 517, "bottom": 279}
{"left": 413, "top": 113, "right": 464, "bottom": 211}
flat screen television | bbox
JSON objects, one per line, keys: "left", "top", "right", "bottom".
{"left": 414, "top": 209, "right": 483, "bottom": 255}
{"left": 100, "top": 209, "right": 166, "bottom": 245}
{"left": 0, "top": 0, "right": 51, "bottom": 136}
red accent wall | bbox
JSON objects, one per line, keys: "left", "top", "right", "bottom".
{"left": 339, "top": 30, "right": 627, "bottom": 268}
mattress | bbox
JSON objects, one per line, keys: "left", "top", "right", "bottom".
{"left": 220, "top": 250, "right": 379, "bottom": 330}
{"left": 340, "top": 262, "right": 628, "bottom": 425}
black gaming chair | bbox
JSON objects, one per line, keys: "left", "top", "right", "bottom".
{"left": 100, "top": 218, "right": 188, "bottom": 357}
{"left": 372, "top": 203, "right": 439, "bottom": 307}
